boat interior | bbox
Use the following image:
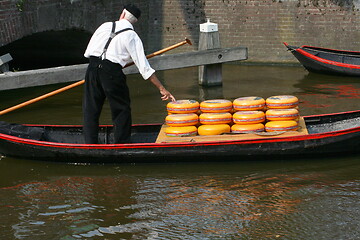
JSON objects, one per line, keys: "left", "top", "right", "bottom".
{"left": 1, "top": 111, "right": 359, "bottom": 145}
{"left": 304, "top": 46, "right": 360, "bottom": 65}
{"left": 0, "top": 122, "right": 161, "bottom": 144}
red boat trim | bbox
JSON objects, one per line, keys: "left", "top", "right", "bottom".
{"left": 304, "top": 109, "right": 360, "bottom": 119}
{"left": 1, "top": 126, "right": 359, "bottom": 150}
{"left": 296, "top": 48, "right": 360, "bottom": 69}
{"left": 1, "top": 110, "right": 359, "bottom": 151}
{"left": 302, "top": 45, "right": 360, "bottom": 55}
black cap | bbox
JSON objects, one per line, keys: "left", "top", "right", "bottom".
{"left": 124, "top": 4, "right": 141, "bottom": 19}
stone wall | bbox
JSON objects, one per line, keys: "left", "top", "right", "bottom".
{"left": 0, "top": 0, "right": 149, "bottom": 48}
{"left": 1, "top": 0, "right": 360, "bottom": 63}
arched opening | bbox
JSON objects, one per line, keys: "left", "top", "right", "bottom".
{"left": 0, "top": 29, "right": 92, "bottom": 71}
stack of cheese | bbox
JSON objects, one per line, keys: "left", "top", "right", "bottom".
{"left": 198, "top": 99, "right": 233, "bottom": 135}
{"left": 163, "top": 96, "right": 300, "bottom": 137}
{"left": 164, "top": 99, "right": 234, "bottom": 136}
{"left": 164, "top": 100, "right": 200, "bottom": 137}
{"left": 264, "top": 95, "right": 300, "bottom": 132}
{"left": 231, "top": 96, "right": 266, "bottom": 133}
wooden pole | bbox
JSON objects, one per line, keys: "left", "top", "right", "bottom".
{"left": 198, "top": 19, "right": 222, "bottom": 86}
{"left": 0, "top": 38, "right": 192, "bottom": 116}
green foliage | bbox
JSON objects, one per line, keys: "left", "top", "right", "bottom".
{"left": 16, "top": 0, "right": 26, "bottom": 12}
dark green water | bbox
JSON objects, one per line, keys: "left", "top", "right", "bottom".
{"left": 0, "top": 65, "right": 359, "bottom": 239}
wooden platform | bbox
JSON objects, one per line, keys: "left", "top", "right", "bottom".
{"left": 156, "top": 118, "right": 309, "bottom": 143}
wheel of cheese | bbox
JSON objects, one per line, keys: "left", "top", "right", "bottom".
{"left": 265, "top": 108, "right": 299, "bottom": 121}
{"left": 200, "top": 99, "right": 233, "bottom": 113}
{"left": 233, "top": 111, "right": 265, "bottom": 124}
{"left": 265, "top": 120, "right": 299, "bottom": 132}
{"left": 231, "top": 123, "right": 265, "bottom": 133}
{"left": 164, "top": 126, "right": 198, "bottom": 137}
{"left": 165, "top": 113, "right": 198, "bottom": 127}
{"left": 199, "top": 112, "right": 232, "bottom": 125}
{"left": 233, "top": 96, "right": 265, "bottom": 111}
{"left": 167, "top": 100, "right": 199, "bottom": 114}
{"left": 198, "top": 124, "right": 230, "bottom": 136}
{"left": 266, "top": 95, "right": 299, "bottom": 109}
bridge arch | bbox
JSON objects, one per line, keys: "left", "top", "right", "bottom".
{"left": 2, "top": 0, "right": 360, "bottom": 66}
{"left": 0, "top": 0, "right": 140, "bottom": 47}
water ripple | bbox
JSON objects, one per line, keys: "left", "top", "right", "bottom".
{"left": 1, "top": 160, "right": 360, "bottom": 239}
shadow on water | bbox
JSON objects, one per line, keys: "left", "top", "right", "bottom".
{"left": 1, "top": 154, "right": 360, "bottom": 188}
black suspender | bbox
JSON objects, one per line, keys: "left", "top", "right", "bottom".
{"left": 101, "top": 22, "right": 132, "bottom": 59}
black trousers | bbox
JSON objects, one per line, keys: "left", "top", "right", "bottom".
{"left": 83, "top": 57, "right": 131, "bottom": 144}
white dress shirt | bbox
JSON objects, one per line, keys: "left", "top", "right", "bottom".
{"left": 84, "top": 19, "right": 155, "bottom": 80}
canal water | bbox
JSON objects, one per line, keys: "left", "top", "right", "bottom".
{"left": 0, "top": 64, "right": 360, "bottom": 239}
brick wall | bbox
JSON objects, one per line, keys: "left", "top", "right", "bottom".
{"left": 1, "top": 0, "right": 360, "bottom": 63}
{"left": 153, "top": 0, "right": 360, "bottom": 63}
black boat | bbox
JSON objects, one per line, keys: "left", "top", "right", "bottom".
{"left": 284, "top": 42, "right": 360, "bottom": 76}
{"left": 0, "top": 110, "right": 360, "bottom": 163}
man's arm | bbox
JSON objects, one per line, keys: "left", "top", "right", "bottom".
{"left": 148, "top": 73, "right": 176, "bottom": 101}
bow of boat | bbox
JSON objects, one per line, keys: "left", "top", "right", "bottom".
{"left": 283, "top": 42, "right": 299, "bottom": 52}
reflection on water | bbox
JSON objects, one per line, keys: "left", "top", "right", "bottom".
{"left": 0, "top": 65, "right": 359, "bottom": 125}
{"left": 294, "top": 72, "right": 360, "bottom": 110}
{"left": 0, "top": 158, "right": 359, "bottom": 239}
{"left": 0, "top": 64, "right": 360, "bottom": 239}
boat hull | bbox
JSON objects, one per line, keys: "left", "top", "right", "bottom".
{"left": 1, "top": 110, "right": 360, "bottom": 163}
{"left": 284, "top": 42, "right": 360, "bottom": 76}
{"left": 0, "top": 130, "right": 359, "bottom": 163}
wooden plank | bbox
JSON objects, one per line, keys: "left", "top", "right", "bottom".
{"left": 0, "top": 64, "right": 87, "bottom": 91}
{"left": 124, "top": 46, "right": 248, "bottom": 74}
{"left": 0, "top": 47, "right": 248, "bottom": 91}
{"left": 156, "top": 117, "right": 308, "bottom": 143}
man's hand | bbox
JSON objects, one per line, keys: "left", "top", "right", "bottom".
{"left": 160, "top": 87, "right": 176, "bottom": 102}
{"left": 148, "top": 73, "right": 176, "bottom": 102}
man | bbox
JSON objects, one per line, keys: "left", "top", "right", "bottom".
{"left": 83, "top": 4, "right": 175, "bottom": 144}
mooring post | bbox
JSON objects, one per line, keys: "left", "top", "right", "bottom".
{"left": 198, "top": 19, "right": 222, "bottom": 86}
